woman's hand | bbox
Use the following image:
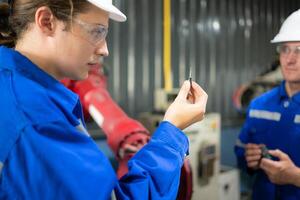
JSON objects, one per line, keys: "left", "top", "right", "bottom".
{"left": 163, "top": 81, "right": 207, "bottom": 130}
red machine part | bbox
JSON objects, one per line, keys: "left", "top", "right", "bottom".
{"left": 178, "top": 159, "right": 193, "bottom": 200}
{"left": 62, "top": 66, "right": 192, "bottom": 199}
{"left": 62, "top": 67, "right": 150, "bottom": 177}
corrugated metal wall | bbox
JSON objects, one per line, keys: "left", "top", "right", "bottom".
{"left": 106, "top": 0, "right": 300, "bottom": 123}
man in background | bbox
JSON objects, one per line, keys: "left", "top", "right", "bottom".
{"left": 235, "top": 9, "right": 300, "bottom": 199}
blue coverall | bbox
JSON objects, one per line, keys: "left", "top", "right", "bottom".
{"left": 235, "top": 81, "right": 300, "bottom": 200}
{"left": 0, "top": 46, "right": 189, "bottom": 200}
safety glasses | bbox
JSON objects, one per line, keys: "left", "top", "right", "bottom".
{"left": 59, "top": 13, "right": 108, "bottom": 46}
{"left": 72, "top": 18, "right": 108, "bottom": 45}
{"left": 276, "top": 44, "right": 300, "bottom": 56}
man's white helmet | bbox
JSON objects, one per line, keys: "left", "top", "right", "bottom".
{"left": 271, "top": 9, "right": 300, "bottom": 43}
{"left": 87, "top": 0, "right": 127, "bottom": 22}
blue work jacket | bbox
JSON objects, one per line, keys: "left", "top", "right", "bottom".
{"left": 235, "top": 81, "right": 300, "bottom": 200}
{"left": 0, "top": 46, "right": 189, "bottom": 200}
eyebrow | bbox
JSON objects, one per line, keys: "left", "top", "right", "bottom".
{"left": 96, "top": 23, "right": 108, "bottom": 28}
{"left": 84, "top": 21, "right": 108, "bottom": 28}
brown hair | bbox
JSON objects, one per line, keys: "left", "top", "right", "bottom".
{"left": 0, "top": 0, "right": 91, "bottom": 46}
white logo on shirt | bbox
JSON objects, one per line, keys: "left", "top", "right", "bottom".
{"left": 249, "top": 109, "right": 281, "bottom": 121}
{"left": 0, "top": 162, "right": 3, "bottom": 175}
{"left": 294, "top": 115, "right": 300, "bottom": 124}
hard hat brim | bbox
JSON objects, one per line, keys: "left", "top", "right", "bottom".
{"left": 87, "top": 0, "right": 127, "bottom": 22}
{"left": 271, "top": 34, "right": 300, "bottom": 43}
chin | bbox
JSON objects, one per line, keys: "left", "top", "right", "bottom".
{"left": 68, "top": 72, "right": 89, "bottom": 81}
{"left": 76, "top": 74, "right": 89, "bottom": 80}
{"left": 286, "top": 78, "right": 300, "bottom": 84}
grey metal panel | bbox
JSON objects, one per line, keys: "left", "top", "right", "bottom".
{"left": 154, "top": 0, "right": 163, "bottom": 90}
{"left": 110, "top": 0, "right": 121, "bottom": 102}
{"left": 219, "top": 0, "right": 230, "bottom": 117}
{"left": 0, "top": 162, "right": 2, "bottom": 174}
{"left": 107, "top": 0, "right": 300, "bottom": 122}
{"left": 198, "top": 0, "right": 209, "bottom": 88}
{"left": 178, "top": 0, "right": 187, "bottom": 85}
{"left": 141, "top": 0, "right": 150, "bottom": 106}
{"left": 126, "top": 0, "right": 136, "bottom": 116}
{"left": 188, "top": 0, "right": 197, "bottom": 87}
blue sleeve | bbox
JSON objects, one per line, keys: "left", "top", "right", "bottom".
{"left": 0, "top": 120, "right": 118, "bottom": 200}
{"left": 234, "top": 118, "right": 250, "bottom": 171}
{"left": 234, "top": 100, "right": 255, "bottom": 170}
{"left": 115, "top": 121, "right": 189, "bottom": 200}
{"left": 234, "top": 101, "right": 257, "bottom": 175}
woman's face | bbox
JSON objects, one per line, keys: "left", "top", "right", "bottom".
{"left": 51, "top": 5, "right": 109, "bottom": 80}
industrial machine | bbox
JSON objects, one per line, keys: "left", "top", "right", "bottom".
{"left": 233, "top": 61, "right": 282, "bottom": 113}
{"left": 178, "top": 113, "right": 221, "bottom": 200}
{"left": 154, "top": 88, "right": 179, "bottom": 112}
{"left": 139, "top": 111, "right": 222, "bottom": 200}
{"left": 139, "top": 88, "right": 226, "bottom": 200}
{"left": 218, "top": 166, "right": 240, "bottom": 200}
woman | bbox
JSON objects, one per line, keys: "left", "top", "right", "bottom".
{"left": 0, "top": 0, "right": 207, "bottom": 199}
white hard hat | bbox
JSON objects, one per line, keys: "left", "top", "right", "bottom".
{"left": 271, "top": 9, "right": 300, "bottom": 43}
{"left": 87, "top": 0, "right": 127, "bottom": 22}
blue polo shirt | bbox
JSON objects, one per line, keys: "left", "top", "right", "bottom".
{"left": 0, "top": 46, "right": 189, "bottom": 200}
{"left": 235, "top": 81, "right": 300, "bottom": 200}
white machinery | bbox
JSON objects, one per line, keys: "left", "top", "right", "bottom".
{"left": 184, "top": 113, "right": 221, "bottom": 200}
{"left": 154, "top": 89, "right": 179, "bottom": 111}
{"left": 219, "top": 166, "right": 240, "bottom": 200}
{"left": 139, "top": 89, "right": 240, "bottom": 200}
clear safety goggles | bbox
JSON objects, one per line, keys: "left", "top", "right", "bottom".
{"left": 276, "top": 44, "right": 300, "bottom": 56}
{"left": 59, "top": 13, "right": 108, "bottom": 46}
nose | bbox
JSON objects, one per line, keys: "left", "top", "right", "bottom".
{"left": 285, "top": 51, "right": 297, "bottom": 63}
{"left": 95, "top": 40, "right": 109, "bottom": 57}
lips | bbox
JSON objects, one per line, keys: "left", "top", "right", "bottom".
{"left": 87, "top": 63, "right": 101, "bottom": 68}
{"left": 285, "top": 67, "right": 297, "bottom": 71}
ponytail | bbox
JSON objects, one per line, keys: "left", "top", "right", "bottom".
{"left": 0, "top": 3, "right": 15, "bottom": 47}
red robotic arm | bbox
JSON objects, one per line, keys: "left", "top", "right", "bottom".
{"left": 62, "top": 66, "right": 150, "bottom": 177}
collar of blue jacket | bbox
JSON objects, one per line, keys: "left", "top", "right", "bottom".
{"left": 0, "top": 46, "right": 82, "bottom": 125}
{"left": 278, "top": 80, "right": 300, "bottom": 105}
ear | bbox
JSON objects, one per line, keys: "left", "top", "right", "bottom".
{"left": 34, "top": 6, "right": 57, "bottom": 36}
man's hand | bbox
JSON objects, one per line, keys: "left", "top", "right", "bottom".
{"left": 260, "top": 149, "right": 300, "bottom": 186}
{"left": 244, "top": 143, "right": 263, "bottom": 170}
